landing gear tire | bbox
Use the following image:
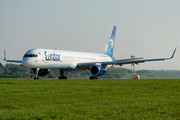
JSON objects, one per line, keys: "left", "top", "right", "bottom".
{"left": 58, "top": 70, "right": 67, "bottom": 79}
{"left": 90, "top": 76, "right": 98, "bottom": 79}
{"left": 58, "top": 76, "right": 67, "bottom": 79}
{"left": 34, "top": 76, "right": 39, "bottom": 80}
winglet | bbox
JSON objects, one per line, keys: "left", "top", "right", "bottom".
{"left": 170, "top": 47, "right": 177, "bottom": 59}
{"left": 4, "top": 49, "right": 6, "bottom": 61}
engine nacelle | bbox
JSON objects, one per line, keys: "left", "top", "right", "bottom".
{"left": 32, "top": 68, "right": 50, "bottom": 76}
{"left": 90, "top": 65, "right": 107, "bottom": 76}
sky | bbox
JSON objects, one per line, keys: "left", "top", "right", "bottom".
{"left": 0, "top": 0, "right": 180, "bottom": 70}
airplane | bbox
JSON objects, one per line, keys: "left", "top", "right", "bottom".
{"left": 4, "top": 26, "right": 177, "bottom": 79}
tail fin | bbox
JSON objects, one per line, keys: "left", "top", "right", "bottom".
{"left": 4, "top": 49, "right": 6, "bottom": 61}
{"left": 104, "top": 26, "right": 116, "bottom": 57}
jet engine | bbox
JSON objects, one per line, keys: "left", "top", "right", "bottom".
{"left": 32, "top": 68, "right": 50, "bottom": 76}
{"left": 90, "top": 65, "right": 107, "bottom": 76}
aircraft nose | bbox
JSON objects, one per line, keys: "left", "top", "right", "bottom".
{"left": 22, "top": 57, "right": 32, "bottom": 68}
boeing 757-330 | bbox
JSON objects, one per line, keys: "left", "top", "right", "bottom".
{"left": 4, "top": 26, "right": 177, "bottom": 79}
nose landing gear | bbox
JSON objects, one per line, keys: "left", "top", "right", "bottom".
{"left": 34, "top": 68, "right": 40, "bottom": 80}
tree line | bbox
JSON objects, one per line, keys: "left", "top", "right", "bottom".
{"left": 136, "top": 69, "right": 180, "bottom": 76}
{"left": 0, "top": 63, "right": 130, "bottom": 78}
{"left": 1, "top": 63, "right": 180, "bottom": 78}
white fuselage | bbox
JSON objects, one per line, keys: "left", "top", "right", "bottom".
{"left": 22, "top": 48, "right": 113, "bottom": 71}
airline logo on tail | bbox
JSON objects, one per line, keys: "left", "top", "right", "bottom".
{"left": 110, "top": 39, "right": 113, "bottom": 51}
{"left": 104, "top": 26, "right": 116, "bottom": 57}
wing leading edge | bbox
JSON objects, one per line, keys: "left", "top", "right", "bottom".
{"left": 77, "top": 47, "right": 177, "bottom": 68}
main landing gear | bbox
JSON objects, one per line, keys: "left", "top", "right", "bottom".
{"left": 34, "top": 75, "right": 39, "bottom": 80}
{"left": 34, "top": 68, "right": 40, "bottom": 80}
{"left": 58, "top": 70, "right": 67, "bottom": 79}
{"left": 90, "top": 76, "right": 98, "bottom": 79}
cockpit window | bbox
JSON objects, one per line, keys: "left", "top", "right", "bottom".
{"left": 24, "top": 54, "right": 38, "bottom": 57}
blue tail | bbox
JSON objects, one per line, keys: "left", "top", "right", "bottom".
{"left": 104, "top": 26, "right": 116, "bottom": 57}
{"left": 4, "top": 49, "right": 6, "bottom": 61}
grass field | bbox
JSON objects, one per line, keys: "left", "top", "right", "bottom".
{"left": 0, "top": 78, "right": 180, "bottom": 120}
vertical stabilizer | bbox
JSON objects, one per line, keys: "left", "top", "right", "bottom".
{"left": 4, "top": 49, "right": 6, "bottom": 61}
{"left": 104, "top": 26, "right": 116, "bottom": 57}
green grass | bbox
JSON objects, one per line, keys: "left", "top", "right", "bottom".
{"left": 0, "top": 78, "right": 180, "bottom": 119}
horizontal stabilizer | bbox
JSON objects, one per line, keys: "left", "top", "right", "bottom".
{"left": 6, "top": 60, "right": 22, "bottom": 63}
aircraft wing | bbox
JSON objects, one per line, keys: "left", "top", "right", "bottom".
{"left": 77, "top": 47, "right": 177, "bottom": 68}
{"left": 3, "top": 49, "right": 22, "bottom": 63}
